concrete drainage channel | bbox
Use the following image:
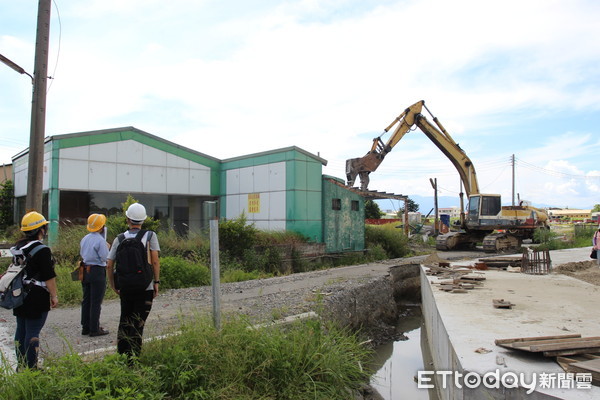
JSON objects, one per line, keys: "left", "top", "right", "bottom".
{"left": 321, "top": 263, "right": 425, "bottom": 400}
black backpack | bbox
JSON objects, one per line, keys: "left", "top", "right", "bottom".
{"left": 114, "top": 230, "right": 153, "bottom": 293}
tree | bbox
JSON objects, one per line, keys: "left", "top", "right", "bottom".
{"left": 397, "top": 197, "right": 419, "bottom": 217}
{"left": 0, "top": 180, "right": 14, "bottom": 229}
{"left": 592, "top": 204, "right": 600, "bottom": 213}
{"left": 365, "top": 200, "right": 383, "bottom": 219}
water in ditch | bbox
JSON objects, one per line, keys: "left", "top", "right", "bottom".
{"left": 370, "top": 305, "right": 438, "bottom": 400}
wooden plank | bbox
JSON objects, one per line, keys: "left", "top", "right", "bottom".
{"left": 495, "top": 334, "right": 581, "bottom": 346}
{"left": 566, "top": 362, "right": 600, "bottom": 384}
{"left": 556, "top": 353, "right": 600, "bottom": 373}
{"left": 544, "top": 347, "right": 600, "bottom": 357}
{"left": 571, "top": 358, "right": 600, "bottom": 374}
{"left": 530, "top": 339, "right": 600, "bottom": 353}
{"left": 503, "top": 336, "right": 600, "bottom": 350}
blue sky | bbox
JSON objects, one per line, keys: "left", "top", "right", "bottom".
{"left": 1, "top": 0, "right": 599, "bottom": 209}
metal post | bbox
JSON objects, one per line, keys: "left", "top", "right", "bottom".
{"left": 26, "top": 0, "right": 52, "bottom": 213}
{"left": 209, "top": 218, "right": 221, "bottom": 330}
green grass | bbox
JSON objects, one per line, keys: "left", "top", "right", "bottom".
{"left": 532, "top": 225, "right": 596, "bottom": 251}
{"left": 0, "top": 316, "right": 372, "bottom": 400}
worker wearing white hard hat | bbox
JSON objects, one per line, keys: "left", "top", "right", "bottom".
{"left": 106, "top": 203, "right": 161, "bottom": 359}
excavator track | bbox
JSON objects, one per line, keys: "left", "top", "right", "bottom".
{"left": 435, "top": 232, "right": 476, "bottom": 251}
{"left": 482, "top": 232, "right": 521, "bottom": 253}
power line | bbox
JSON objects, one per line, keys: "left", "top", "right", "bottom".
{"left": 516, "top": 157, "right": 600, "bottom": 180}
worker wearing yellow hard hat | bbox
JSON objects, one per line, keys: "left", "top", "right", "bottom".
{"left": 79, "top": 213, "right": 110, "bottom": 337}
{"left": 11, "top": 211, "right": 58, "bottom": 369}
{"left": 20, "top": 211, "right": 49, "bottom": 233}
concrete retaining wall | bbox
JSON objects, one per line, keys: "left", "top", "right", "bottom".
{"left": 323, "top": 263, "right": 421, "bottom": 335}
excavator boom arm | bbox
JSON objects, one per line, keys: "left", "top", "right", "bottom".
{"left": 346, "top": 100, "right": 479, "bottom": 197}
{"left": 414, "top": 115, "right": 479, "bottom": 196}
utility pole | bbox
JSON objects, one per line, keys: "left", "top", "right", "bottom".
{"left": 430, "top": 178, "right": 438, "bottom": 235}
{"left": 403, "top": 197, "right": 409, "bottom": 236}
{"left": 26, "top": 0, "right": 52, "bottom": 212}
{"left": 511, "top": 154, "right": 515, "bottom": 207}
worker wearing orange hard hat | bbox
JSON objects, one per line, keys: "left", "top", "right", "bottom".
{"left": 79, "top": 213, "right": 110, "bottom": 337}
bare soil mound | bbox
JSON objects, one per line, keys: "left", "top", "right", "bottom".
{"left": 421, "top": 252, "right": 450, "bottom": 265}
{"left": 554, "top": 260, "right": 600, "bottom": 286}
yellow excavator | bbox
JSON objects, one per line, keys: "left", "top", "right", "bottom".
{"left": 346, "top": 100, "right": 548, "bottom": 252}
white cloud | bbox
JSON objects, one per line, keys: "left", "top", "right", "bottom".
{"left": 1, "top": 0, "right": 599, "bottom": 208}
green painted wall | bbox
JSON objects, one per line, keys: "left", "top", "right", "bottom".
{"left": 220, "top": 147, "right": 325, "bottom": 242}
{"left": 285, "top": 155, "right": 323, "bottom": 242}
{"left": 322, "top": 178, "right": 365, "bottom": 253}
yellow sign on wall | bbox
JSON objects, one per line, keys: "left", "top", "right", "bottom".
{"left": 248, "top": 193, "right": 260, "bottom": 213}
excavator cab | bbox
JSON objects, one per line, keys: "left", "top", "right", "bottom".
{"left": 466, "top": 194, "right": 502, "bottom": 228}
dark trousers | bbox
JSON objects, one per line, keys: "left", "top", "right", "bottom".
{"left": 117, "top": 290, "right": 154, "bottom": 358}
{"left": 15, "top": 312, "right": 48, "bottom": 369}
{"left": 81, "top": 265, "right": 107, "bottom": 333}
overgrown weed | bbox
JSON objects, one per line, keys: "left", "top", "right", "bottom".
{"left": 0, "top": 316, "right": 373, "bottom": 400}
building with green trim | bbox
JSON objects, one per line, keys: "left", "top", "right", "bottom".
{"left": 12, "top": 127, "right": 364, "bottom": 252}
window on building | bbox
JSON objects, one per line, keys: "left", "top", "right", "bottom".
{"left": 351, "top": 200, "right": 359, "bottom": 211}
{"left": 332, "top": 198, "right": 341, "bottom": 210}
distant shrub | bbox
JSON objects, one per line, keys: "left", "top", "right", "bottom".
{"left": 365, "top": 224, "right": 410, "bottom": 258}
{"left": 219, "top": 214, "right": 258, "bottom": 259}
{"left": 366, "top": 244, "right": 388, "bottom": 261}
{"left": 160, "top": 256, "right": 210, "bottom": 289}
{"left": 158, "top": 229, "right": 210, "bottom": 260}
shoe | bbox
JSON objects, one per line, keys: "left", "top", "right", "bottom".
{"left": 81, "top": 329, "right": 90, "bottom": 335}
{"left": 89, "top": 328, "right": 109, "bottom": 337}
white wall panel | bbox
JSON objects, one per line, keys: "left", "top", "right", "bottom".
{"left": 166, "top": 168, "right": 189, "bottom": 193}
{"left": 254, "top": 164, "right": 269, "bottom": 192}
{"left": 269, "top": 220, "right": 286, "bottom": 230}
{"left": 239, "top": 167, "right": 254, "bottom": 193}
{"left": 59, "top": 159, "right": 89, "bottom": 190}
{"left": 142, "top": 165, "right": 167, "bottom": 192}
{"left": 42, "top": 157, "right": 50, "bottom": 191}
{"left": 116, "top": 140, "right": 143, "bottom": 164}
{"left": 269, "top": 162, "right": 285, "bottom": 191}
{"left": 269, "top": 191, "right": 286, "bottom": 219}
{"left": 253, "top": 220, "right": 270, "bottom": 230}
{"left": 89, "top": 142, "right": 117, "bottom": 162}
{"left": 167, "top": 153, "right": 190, "bottom": 168}
{"left": 226, "top": 169, "right": 240, "bottom": 195}
{"left": 116, "top": 164, "right": 143, "bottom": 192}
{"left": 14, "top": 169, "right": 27, "bottom": 197}
{"left": 189, "top": 169, "right": 211, "bottom": 195}
{"left": 143, "top": 146, "right": 167, "bottom": 167}
{"left": 54, "top": 140, "right": 212, "bottom": 195}
{"left": 60, "top": 146, "right": 89, "bottom": 161}
{"left": 89, "top": 161, "right": 116, "bottom": 191}
{"left": 226, "top": 194, "right": 242, "bottom": 218}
